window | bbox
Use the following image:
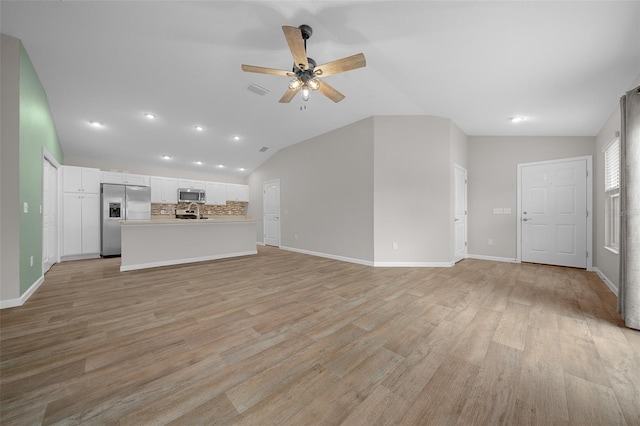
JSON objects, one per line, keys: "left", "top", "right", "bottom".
{"left": 604, "top": 137, "right": 620, "bottom": 253}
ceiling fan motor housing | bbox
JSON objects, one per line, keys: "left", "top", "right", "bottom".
{"left": 293, "top": 57, "right": 316, "bottom": 83}
{"left": 298, "top": 24, "right": 312, "bottom": 40}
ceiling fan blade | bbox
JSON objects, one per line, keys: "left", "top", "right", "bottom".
{"left": 241, "top": 64, "right": 294, "bottom": 77}
{"left": 279, "top": 86, "right": 300, "bottom": 103}
{"left": 316, "top": 80, "right": 345, "bottom": 103}
{"left": 282, "top": 26, "right": 309, "bottom": 70}
{"left": 314, "top": 53, "right": 366, "bottom": 77}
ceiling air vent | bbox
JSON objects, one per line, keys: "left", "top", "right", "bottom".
{"left": 247, "top": 83, "right": 270, "bottom": 96}
{"left": 259, "top": 146, "right": 269, "bottom": 152}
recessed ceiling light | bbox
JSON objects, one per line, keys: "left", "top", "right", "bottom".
{"left": 238, "top": 167, "right": 246, "bottom": 171}
{"left": 161, "top": 155, "right": 172, "bottom": 160}
{"left": 217, "top": 164, "right": 225, "bottom": 168}
{"left": 510, "top": 116, "right": 526, "bottom": 123}
{"left": 233, "top": 135, "right": 240, "bottom": 141}
{"left": 144, "top": 113, "right": 157, "bottom": 119}
{"left": 195, "top": 125, "right": 204, "bottom": 132}
{"left": 194, "top": 161, "right": 203, "bottom": 165}
{"left": 88, "top": 121, "right": 103, "bottom": 127}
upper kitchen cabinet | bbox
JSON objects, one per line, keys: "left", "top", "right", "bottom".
{"left": 205, "top": 182, "right": 226, "bottom": 205}
{"left": 62, "top": 166, "right": 100, "bottom": 193}
{"left": 150, "top": 177, "right": 178, "bottom": 204}
{"left": 101, "top": 171, "right": 150, "bottom": 186}
{"left": 177, "top": 179, "right": 205, "bottom": 190}
{"left": 226, "top": 184, "right": 249, "bottom": 202}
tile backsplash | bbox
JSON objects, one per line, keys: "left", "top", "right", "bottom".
{"left": 152, "top": 201, "right": 248, "bottom": 217}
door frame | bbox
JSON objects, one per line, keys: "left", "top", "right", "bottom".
{"left": 516, "top": 155, "right": 593, "bottom": 270}
{"left": 42, "top": 147, "right": 62, "bottom": 270}
{"left": 263, "top": 179, "right": 281, "bottom": 247}
{"left": 453, "top": 164, "right": 468, "bottom": 263}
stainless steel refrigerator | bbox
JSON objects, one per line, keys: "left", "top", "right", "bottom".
{"left": 101, "top": 184, "right": 151, "bottom": 256}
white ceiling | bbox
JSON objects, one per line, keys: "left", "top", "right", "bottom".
{"left": 2, "top": 1, "right": 639, "bottom": 177}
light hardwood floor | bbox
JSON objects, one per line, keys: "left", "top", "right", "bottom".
{"left": 1, "top": 246, "right": 639, "bottom": 425}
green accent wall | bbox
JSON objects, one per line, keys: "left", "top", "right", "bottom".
{"left": 19, "top": 43, "right": 64, "bottom": 294}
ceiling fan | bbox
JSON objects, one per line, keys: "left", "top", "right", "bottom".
{"left": 241, "top": 25, "right": 366, "bottom": 103}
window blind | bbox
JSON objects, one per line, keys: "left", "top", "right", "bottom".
{"left": 605, "top": 138, "right": 620, "bottom": 192}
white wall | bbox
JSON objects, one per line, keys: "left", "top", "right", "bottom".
{"left": 247, "top": 117, "right": 375, "bottom": 263}
{"left": 64, "top": 155, "right": 245, "bottom": 184}
{"left": 468, "top": 136, "right": 595, "bottom": 260}
{"left": 373, "top": 116, "right": 455, "bottom": 264}
{"left": 0, "top": 34, "right": 21, "bottom": 301}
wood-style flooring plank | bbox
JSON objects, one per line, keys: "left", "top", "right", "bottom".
{"left": 1, "top": 247, "right": 637, "bottom": 425}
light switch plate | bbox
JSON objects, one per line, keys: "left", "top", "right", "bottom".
{"left": 493, "top": 208, "right": 503, "bottom": 214}
{"left": 503, "top": 208, "right": 512, "bottom": 214}
{"left": 23, "top": 202, "right": 28, "bottom": 213}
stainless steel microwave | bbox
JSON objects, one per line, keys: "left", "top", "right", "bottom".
{"left": 177, "top": 188, "right": 206, "bottom": 204}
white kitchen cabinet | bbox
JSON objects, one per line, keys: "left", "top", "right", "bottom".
{"left": 101, "top": 171, "right": 150, "bottom": 186}
{"left": 62, "top": 166, "right": 100, "bottom": 193}
{"left": 205, "top": 182, "right": 227, "bottom": 205}
{"left": 150, "top": 177, "right": 178, "bottom": 203}
{"left": 225, "top": 184, "right": 249, "bottom": 202}
{"left": 177, "top": 179, "right": 205, "bottom": 190}
{"left": 62, "top": 192, "right": 100, "bottom": 257}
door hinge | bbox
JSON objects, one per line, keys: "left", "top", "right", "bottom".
{"left": 465, "top": 242, "right": 467, "bottom": 246}
{"left": 586, "top": 170, "right": 589, "bottom": 177}
{"left": 465, "top": 179, "right": 467, "bottom": 184}
{"left": 586, "top": 251, "right": 589, "bottom": 258}
{"left": 586, "top": 210, "right": 589, "bottom": 218}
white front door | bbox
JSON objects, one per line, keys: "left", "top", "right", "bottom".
{"left": 263, "top": 180, "right": 280, "bottom": 247}
{"left": 520, "top": 158, "right": 587, "bottom": 268}
{"left": 43, "top": 158, "right": 58, "bottom": 273}
{"left": 453, "top": 165, "right": 467, "bottom": 263}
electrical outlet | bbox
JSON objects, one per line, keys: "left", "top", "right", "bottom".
{"left": 23, "top": 202, "right": 28, "bottom": 213}
{"left": 488, "top": 239, "right": 494, "bottom": 246}
{"left": 294, "top": 233, "right": 298, "bottom": 240}
{"left": 392, "top": 242, "right": 398, "bottom": 250}
{"left": 30, "top": 256, "right": 33, "bottom": 267}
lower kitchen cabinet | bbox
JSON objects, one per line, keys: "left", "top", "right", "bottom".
{"left": 62, "top": 193, "right": 100, "bottom": 258}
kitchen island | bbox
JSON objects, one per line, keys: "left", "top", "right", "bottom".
{"left": 119, "top": 217, "right": 257, "bottom": 271}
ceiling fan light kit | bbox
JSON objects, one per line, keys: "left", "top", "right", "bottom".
{"left": 241, "top": 25, "right": 366, "bottom": 104}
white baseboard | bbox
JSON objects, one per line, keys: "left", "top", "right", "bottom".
{"left": 61, "top": 253, "right": 100, "bottom": 262}
{"left": 256, "top": 241, "right": 265, "bottom": 246}
{"left": 467, "top": 254, "right": 519, "bottom": 263}
{"left": 120, "top": 250, "right": 258, "bottom": 272}
{"left": 0, "top": 274, "right": 44, "bottom": 309}
{"left": 280, "top": 246, "right": 456, "bottom": 268}
{"left": 373, "top": 261, "right": 454, "bottom": 268}
{"left": 280, "top": 246, "right": 375, "bottom": 266}
{"left": 593, "top": 267, "right": 618, "bottom": 296}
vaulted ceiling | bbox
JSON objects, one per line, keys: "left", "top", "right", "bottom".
{"left": 2, "top": 1, "right": 639, "bottom": 177}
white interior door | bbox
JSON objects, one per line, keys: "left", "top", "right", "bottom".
{"left": 263, "top": 180, "right": 280, "bottom": 247}
{"left": 43, "top": 158, "right": 58, "bottom": 273}
{"left": 520, "top": 159, "right": 587, "bottom": 268}
{"left": 454, "top": 165, "right": 467, "bottom": 263}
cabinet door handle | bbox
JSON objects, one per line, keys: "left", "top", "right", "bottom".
{"left": 523, "top": 218, "right": 531, "bottom": 221}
